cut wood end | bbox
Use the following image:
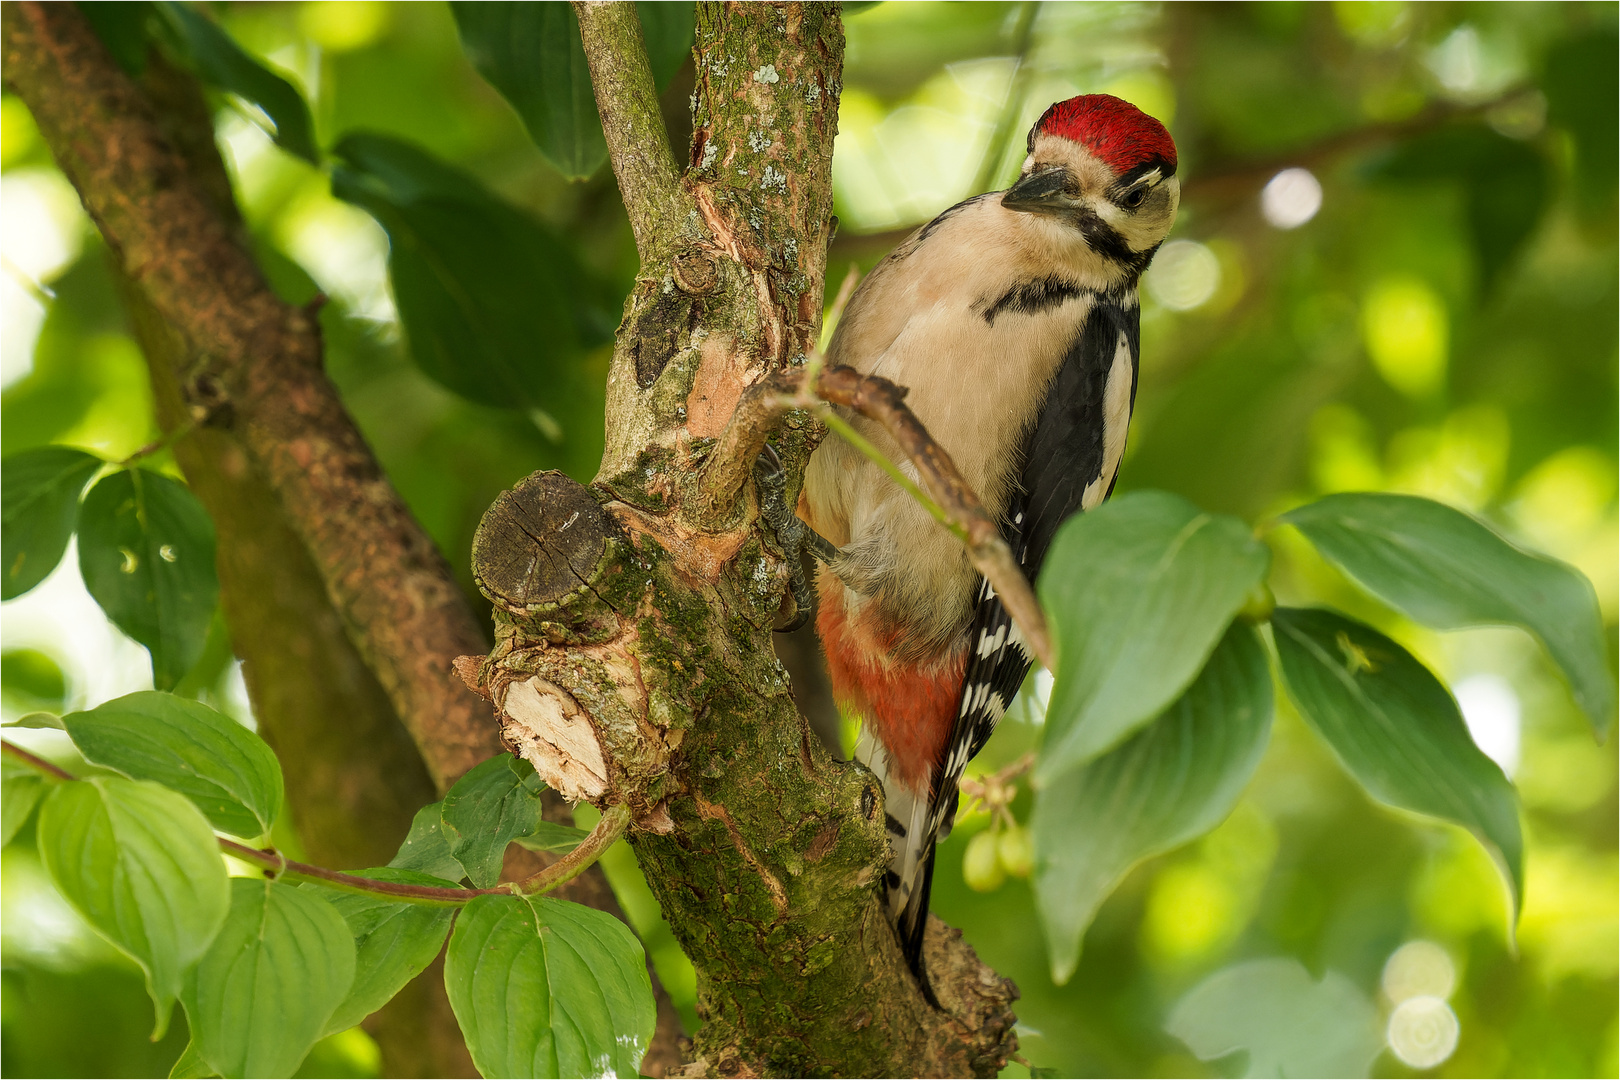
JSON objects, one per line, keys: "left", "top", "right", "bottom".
{"left": 499, "top": 676, "right": 609, "bottom": 801}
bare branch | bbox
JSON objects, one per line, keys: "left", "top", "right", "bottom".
{"left": 574, "top": 0, "right": 690, "bottom": 260}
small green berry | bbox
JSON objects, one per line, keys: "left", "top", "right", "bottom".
{"left": 998, "top": 823, "right": 1033, "bottom": 878}
{"left": 963, "top": 829, "right": 1006, "bottom": 892}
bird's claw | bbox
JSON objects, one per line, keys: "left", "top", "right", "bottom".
{"left": 754, "top": 445, "right": 838, "bottom": 632}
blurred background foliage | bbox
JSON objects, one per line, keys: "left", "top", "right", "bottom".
{"left": 1, "top": 2, "right": 1614, "bottom": 1077}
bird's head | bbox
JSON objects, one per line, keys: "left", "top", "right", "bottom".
{"left": 1002, "top": 94, "right": 1179, "bottom": 281}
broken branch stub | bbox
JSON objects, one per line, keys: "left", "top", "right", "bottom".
{"left": 473, "top": 470, "right": 614, "bottom": 615}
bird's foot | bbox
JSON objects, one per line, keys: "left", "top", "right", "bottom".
{"left": 754, "top": 445, "right": 840, "bottom": 632}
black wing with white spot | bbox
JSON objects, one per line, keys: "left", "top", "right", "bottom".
{"left": 894, "top": 294, "right": 1141, "bottom": 973}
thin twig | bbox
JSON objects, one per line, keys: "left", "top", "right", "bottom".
{"left": 3, "top": 739, "right": 629, "bottom": 908}
{"left": 818, "top": 263, "right": 863, "bottom": 351}
{"left": 969, "top": 1, "right": 1041, "bottom": 196}
{"left": 573, "top": 0, "right": 688, "bottom": 261}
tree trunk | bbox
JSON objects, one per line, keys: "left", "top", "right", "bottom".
{"left": 463, "top": 4, "right": 1018, "bottom": 1074}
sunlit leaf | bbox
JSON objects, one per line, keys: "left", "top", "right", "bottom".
{"left": 63, "top": 691, "right": 283, "bottom": 838}
{"left": 2, "top": 446, "right": 101, "bottom": 600}
{"left": 182, "top": 878, "right": 356, "bottom": 1079}
{"left": 77, "top": 470, "right": 219, "bottom": 691}
{"left": 1036, "top": 491, "right": 1270, "bottom": 780}
{"left": 1032, "top": 623, "right": 1273, "bottom": 983}
{"left": 2, "top": 755, "right": 46, "bottom": 847}
{"left": 1272, "top": 607, "right": 1523, "bottom": 920}
{"left": 1167, "top": 958, "right": 1383, "bottom": 1079}
{"left": 388, "top": 801, "right": 468, "bottom": 883}
{"left": 445, "top": 894, "right": 655, "bottom": 1079}
{"left": 439, "top": 754, "right": 545, "bottom": 888}
{"left": 312, "top": 869, "right": 460, "bottom": 1036}
{"left": 330, "top": 133, "right": 608, "bottom": 414}
{"left": 37, "top": 777, "right": 230, "bottom": 1038}
{"left": 1283, "top": 492, "right": 1614, "bottom": 738}
{"left": 154, "top": 2, "right": 319, "bottom": 163}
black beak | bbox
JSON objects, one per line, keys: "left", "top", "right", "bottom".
{"left": 1002, "top": 168, "right": 1081, "bottom": 215}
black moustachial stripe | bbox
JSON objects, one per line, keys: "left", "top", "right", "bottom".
{"left": 1072, "top": 207, "right": 1159, "bottom": 281}
{"left": 976, "top": 276, "right": 1085, "bottom": 326}
{"left": 892, "top": 292, "right": 1143, "bottom": 977}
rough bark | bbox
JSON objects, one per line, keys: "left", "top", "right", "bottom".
{"left": 461, "top": 3, "right": 1018, "bottom": 1075}
{"left": 1, "top": 5, "right": 685, "bottom": 1075}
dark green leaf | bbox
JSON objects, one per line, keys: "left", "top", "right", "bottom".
{"left": 445, "top": 894, "right": 656, "bottom": 1078}
{"left": 330, "top": 132, "right": 607, "bottom": 413}
{"left": 37, "top": 777, "right": 230, "bottom": 1038}
{"left": 1036, "top": 490, "right": 1271, "bottom": 780}
{"left": 1272, "top": 607, "right": 1523, "bottom": 918}
{"left": 154, "top": 2, "right": 319, "bottom": 164}
{"left": 81, "top": 1, "right": 155, "bottom": 76}
{"left": 450, "top": 3, "right": 606, "bottom": 179}
{"left": 513, "top": 820, "right": 590, "bottom": 855}
{"left": 1033, "top": 623, "right": 1273, "bottom": 983}
{"left": 636, "top": 2, "right": 696, "bottom": 88}
{"left": 62, "top": 691, "right": 283, "bottom": 838}
{"left": 2, "top": 756, "right": 46, "bottom": 847}
{"left": 439, "top": 754, "right": 545, "bottom": 888}
{"left": 182, "top": 878, "right": 356, "bottom": 1079}
{"left": 2, "top": 446, "right": 102, "bottom": 600}
{"left": 1167, "top": 958, "right": 1383, "bottom": 1079}
{"left": 77, "top": 469, "right": 219, "bottom": 691}
{"left": 1283, "top": 492, "right": 1614, "bottom": 737}
{"left": 388, "top": 802, "right": 468, "bottom": 882}
{"left": 312, "top": 868, "right": 460, "bottom": 1036}
{"left": 1369, "top": 125, "right": 1551, "bottom": 289}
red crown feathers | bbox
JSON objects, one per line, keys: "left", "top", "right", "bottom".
{"left": 1034, "top": 94, "right": 1177, "bottom": 176}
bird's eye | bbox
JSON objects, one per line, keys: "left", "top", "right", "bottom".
{"left": 1122, "top": 187, "right": 1148, "bottom": 209}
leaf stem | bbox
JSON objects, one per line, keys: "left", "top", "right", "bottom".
{"left": 820, "top": 411, "right": 963, "bottom": 539}
{"left": 2, "top": 739, "right": 628, "bottom": 908}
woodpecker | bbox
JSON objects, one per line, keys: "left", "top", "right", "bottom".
{"left": 799, "top": 95, "right": 1179, "bottom": 973}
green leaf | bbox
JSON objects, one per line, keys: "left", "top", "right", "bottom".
{"left": 62, "top": 691, "right": 283, "bottom": 838}
{"left": 439, "top": 754, "right": 545, "bottom": 888}
{"left": 1166, "top": 958, "right": 1383, "bottom": 1079}
{"left": 388, "top": 802, "right": 468, "bottom": 882}
{"left": 168, "top": 1040, "right": 218, "bottom": 1079}
{"left": 36, "top": 776, "right": 230, "bottom": 1038}
{"left": 445, "top": 894, "right": 656, "bottom": 1079}
{"left": 76, "top": 469, "right": 219, "bottom": 691}
{"left": 312, "top": 869, "right": 460, "bottom": 1036}
{"left": 513, "top": 820, "right": 590, "bottom": 855}
{"left": 330, "top": 132, "right": 608, "bottom": 413}
{"left": 1036, "top": 491, "right": 1271, "bottom": 780}
{"left": 1282, "top": 492, "right": 1614, "bottom": 737}
{"left": 2, "top": 756, "right": 46, "bottom": 847}
{"left": 81, "top": 1, "right": 155, "bottom": 77}
{"left": 154, "top": 2, "right": 319, "bottom": 164}
{"left": 1272, "top": 607, "right": 1523, "bottom": 919}
{"left": 1032, "top": 623, "right": 1273, "bottom": 984}
{"left": 4, "top": 711, "right": 65, "bottom": 729}
{"left": 450, "top": 3, "right": 607, "bottom": 180}
{"left": 2, "top": 446, "right": 102, "bottom": 600}
{"left": 182, "top": 878, "right": 356, "bottom": 1079}
{"left": 635, "top": 2, "right": 696, "bottom": 88}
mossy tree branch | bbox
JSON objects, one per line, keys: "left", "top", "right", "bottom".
{"left": 469, "top": 3, "right": 1019, "bottom": 1075}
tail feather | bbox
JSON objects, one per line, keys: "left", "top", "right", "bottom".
{"left": 855, "top": 723, "right": 935, "bottom": 973}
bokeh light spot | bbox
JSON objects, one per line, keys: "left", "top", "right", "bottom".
{"left": 1361, "top": 276, "right": 1447, "bottom": 398}
{"left": 297, "top": 1, "right": 389, "bottom": 52}
{"left": 1382, "top": 940, "right": 1457, "bottom": 1003}
{"left": 1261, "top": 168, "right": 1322, "bottom": 229}
{"left": 1387, "top": 995, "right": 1460, "bottom": 1069}
{"left": 1145, "top": 240, "right": 1219, "bottom": 311}
{"left": 1453, "top": 673, "right": 1521, "bottom": 775}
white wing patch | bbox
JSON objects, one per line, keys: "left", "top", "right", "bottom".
{"left": 1081, "top": 329, "right": 1136, "bottom": 510}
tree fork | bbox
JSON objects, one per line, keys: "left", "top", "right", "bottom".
{"left": 460, "top": 3, "right": 1019, "bottom": 1074}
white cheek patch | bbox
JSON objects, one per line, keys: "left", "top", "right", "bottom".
{"left": 1081, "top": 330, "right": 1135, "bottom": 510}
